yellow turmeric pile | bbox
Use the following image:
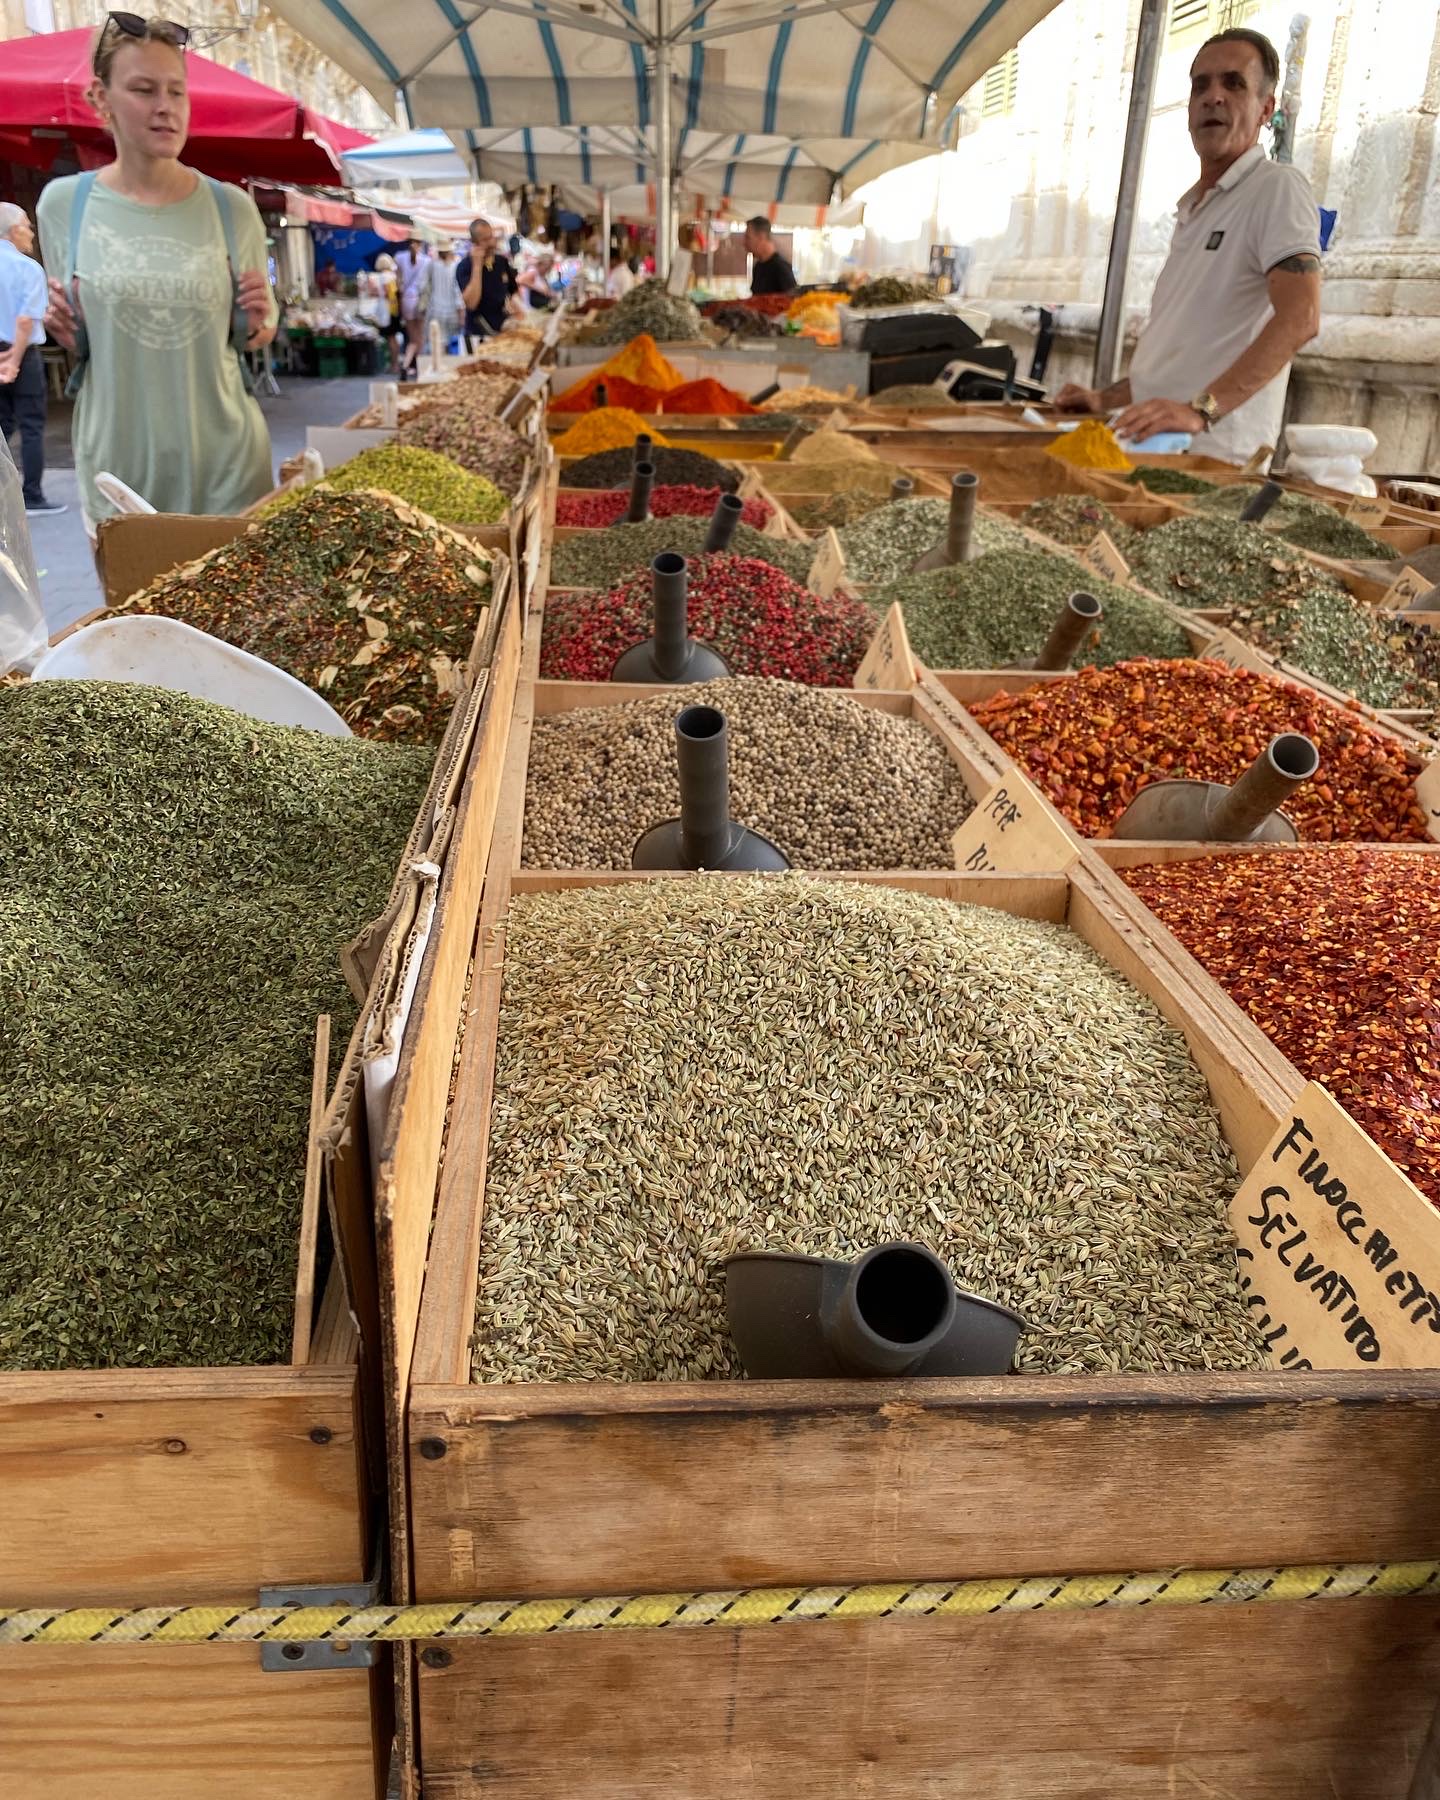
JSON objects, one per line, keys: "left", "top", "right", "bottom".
{"left": 552, "top": 409, "right": 671, "bottom": 456}
{"left": 1045, "top": 419, "right": 1133, "bottom": 472}
{"left": 600, "top": 333, "right": 684, "bottom": 392}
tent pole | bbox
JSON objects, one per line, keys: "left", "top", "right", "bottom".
{"left": 654, "top": 0, "right": 673, "bottom": 279}
{"left": 1092, "top": 0, "right": 1165, "bottom": 388}
{"left": 601, "top": 188, "right": 613, "bottom": 268}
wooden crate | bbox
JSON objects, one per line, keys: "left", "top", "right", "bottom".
{"left": 404, "top": 844, "right": 1440, "bottom": 1797}
{"left": 510, "top": 674, "right": 1020, "bottom": 878}
{"left": 0, "top": 570, "right": 521, "bottom": 1800}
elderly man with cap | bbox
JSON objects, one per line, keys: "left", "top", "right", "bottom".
{"left": 0, "top": 202, "right": 63, "bottom": 515}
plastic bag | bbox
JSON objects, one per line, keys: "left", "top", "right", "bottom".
{"left": 0, "top": 436, "right": 47, "bottom": 675}
{"left": 1284, "top": 423, "right": 1378, "bottom": 460}
{"left": 1286, "top": 452, "right": 1373, "bottom": 495}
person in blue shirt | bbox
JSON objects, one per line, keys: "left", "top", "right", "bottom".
{"left": 0, "top": 202, "right": 62, "bottom": 516}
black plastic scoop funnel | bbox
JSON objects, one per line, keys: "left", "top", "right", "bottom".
{"left": 610, "top": 554, "right": 730, "bottom": 683}
{"left": 631, "top": 705, "right": 789, "bottom": 871}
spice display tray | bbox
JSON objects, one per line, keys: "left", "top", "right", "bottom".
{"left": 507, "top": 674, "right": 1024, "bottom": 878}
{"left": 1112, "top": 453, "right": 1440, "bottom": 531}
{"left": 0, "top": 572, "right": 523, "bottom": 1799}
{"left": 402, "top": 848, "right": 1440, "bottom": 1796}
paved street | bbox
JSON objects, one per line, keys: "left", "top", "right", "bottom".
{"left": 16, "top": 373, "right": 378, "bottom": 638}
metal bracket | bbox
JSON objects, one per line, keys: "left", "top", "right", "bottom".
{"left": 258, "top": 1569, "right": 383, "bottom": 1673}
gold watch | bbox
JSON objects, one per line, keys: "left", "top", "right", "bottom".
{"left": 1189, "top": 392, "right": 1220, "bottom": 429}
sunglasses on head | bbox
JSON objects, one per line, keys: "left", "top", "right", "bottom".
{"left": 102, "top": 12, "right": 192, "bottom": 48}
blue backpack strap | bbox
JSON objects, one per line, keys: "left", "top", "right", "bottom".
{"left": 202, "top": 174, "right": 244, "bottom": 273}
{"left": 62, "top": 170, "right": 100, "bottom": 399}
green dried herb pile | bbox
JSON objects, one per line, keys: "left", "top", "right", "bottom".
{"left": 1124, "top": 515, "right": 1427, "bottom": 708}
{"left": 576, "top": 281, "right": 705, "bottom": 345}
{"left": 869, "top": 547, "right": 1190, "bottom": 669}
{"left": 837, "top": 499, "right": 1026, "bottom": 583}
{"left": 255, "top": 445, "right": 507, "bottom": 526}
{"left": 549, "top": 515, "right": 815, "bottom": 590}
{"left": 473, "top": 877, "right": 1264, "bottom": 1382}
{"left": 123, "top": 488, "right": 493, "bottom": 743}
{"left": 1193, "top": 482, "right": 1398, "bottom": 561}
{"left": 0, "top": 680, "right": 432, "bottom": 1372}
{"left": 1020, "top": 495, "right": 1134, "bottom": 551}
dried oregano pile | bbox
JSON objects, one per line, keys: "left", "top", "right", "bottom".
{"left": 123, "top": 488, "right": 494, "bottom": 743}
{"left": 1123, "top": 516, "right": 1419, "bottom": 707}
{"left": 549, "top": 515, "right": 815, "bottom": 589}
{"left": 521, "top": 678, "right": 974, "bottom": 869}
{"left": 472, "top": 878, "right": 1263, "bottom": 1383}
{"left": 1020, "top": 494, "right": 1134, "bottom": 551}
{"left": 576, "top": 280, "right": 704, "bottom": 345}
{"left": 1193, "top": 482, "right": 1397, "bottom": 561}
{"left": 837, "top": 498, "right": 1026, "bottom": 583}
{"left": 0, "top": 681, "right": 432, "bottom": 1372}
{"left": 869, "top": 548, "right": 1190, "bottom": 669}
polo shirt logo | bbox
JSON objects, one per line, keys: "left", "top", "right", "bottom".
{"left": 1206, "top": 230, "right": 1226, "bottom": 250}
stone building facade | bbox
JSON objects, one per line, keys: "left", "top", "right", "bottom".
{"left": 859, "top": 0, "right": 1440, "bottom": 470}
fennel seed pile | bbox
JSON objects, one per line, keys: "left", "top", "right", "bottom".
{"left": 521, "top": 677, "right": 975, "bottom": 870}
{"left": 471, "top": 878, "right": 1264, "bottom": 1384}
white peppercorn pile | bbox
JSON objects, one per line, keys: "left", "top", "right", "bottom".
{"left": 521, "top": 677, "right": 975, "bottom": 870}
{"left": 472, "top": 878, "right": 1265, "bottom": 1384}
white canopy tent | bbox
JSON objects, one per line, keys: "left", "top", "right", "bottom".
{"left": 267, "top": 0, "right": 1061, "bottom": 268}
{"left": 339, "top": 127, "right": 472, "bottom": 187}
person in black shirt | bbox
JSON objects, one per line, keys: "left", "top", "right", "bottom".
{"left": 456, "top": 218, "right": 520, "bottom": 345}
{"left": 744, "top": 216, "right": 797, "bottom": 297}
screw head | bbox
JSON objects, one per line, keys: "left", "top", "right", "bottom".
{"left": 309, "top": 1425, "right": 334, "bottom": 1445}
{"left": 281, "top": 1643, "right": 306, "bottom": 1662}
{"left": 418, "top": 1436, "right": 448, "bottom": 1460}
{"left": 421, "top": 1647, "right": 452, "bottom": 1669}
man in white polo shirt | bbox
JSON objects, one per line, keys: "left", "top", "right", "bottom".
{"left": 1056, "top": 27, "right": 1321, "bottom": 466}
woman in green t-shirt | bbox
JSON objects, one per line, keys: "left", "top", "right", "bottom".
{"left": 37, "top": 15, "right": 277, "bottom": 532}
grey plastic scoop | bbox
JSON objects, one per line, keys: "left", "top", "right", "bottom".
{"left": 725, "top": 1241, "right": 1025, "bottom": 1379}
{"left": 703, "top": 491, "right": 744, "bottom": 552}
{"left": 610, "top": 553, "right": 730, "bottom": 683}
{"left": 632, "top": 704, "right": 789, "bottom": 871}
{"left": 1240, "top": 480, "right": 1284, "bottom": 524}
{"left": 626, "top": 459, "right": 655, "bottom": 523}
{"left": 912, "top": 471, "right": 979, "bottom": 572}
{"left": 1111, "top": 732, "right": 1319, "bottom": 842}
{"left": 890, "top": 476, "right": 915, "bottom": 502}
{"left": 777, "top": 419, "right": 817, "bottom": 461}
{"left": 1005, "top": 590, "right": 1103, "bottom": 672}
{"left": 633, "top": 433, "right": 653, "bottom": 468}
{"left": 749, "top": 381, "right": 781, "bottom": 405}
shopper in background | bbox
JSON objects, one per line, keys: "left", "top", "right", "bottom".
{"left": 744, "top": 217, "right": 797, "bottom": 297}
{"left": 606, "top": 253, "right": 636, "bottom": 301}
{"left": 393, "top": 236, "right": 431, "bottom": 379}
{"left": 1054, "top": 27, "right": 1321, "bottom": 467}
{"left": 37, "top": 15, "right": 275, "bottom": 530}
{"left": 519, "top": 252, "right": 555, "bottom": 310}
{"left": 0, "top": 202, "right": 62, "bottom": 517}
{"left": 372, "top": 251, "right": 404, "bottom": 370}
{"left": 315, "top": 257, "right": 340, "bottom": 295}
{"left": 423, "top": 245, "right": 463, "bottom": 354}
{"left": 457, "top": 218, "right": 521, "bottom": 344}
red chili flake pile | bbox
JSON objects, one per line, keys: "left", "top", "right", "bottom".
{"left": 1121, "top": 848, "right": 1440, "bottom": 1205}
{"left": 555, "top": 485, "right": 772, "bottom": 530}
{"left": 539, "top": 553, "right": 875, "bottom": 686}
{"left": 969, "top": 659, "right": 1428, "bottom": 842}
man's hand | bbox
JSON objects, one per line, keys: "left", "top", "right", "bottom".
{"left": 1052, "top": 382, "right": 1104, "bottom": 414}
{"left": 1112, "top": 397, "right": 1205, "bottom": 441}
{"left": 237, "top": 270, "right": 277, "bottom": 350}
{"left": 43, "top": 279, "right": 79, "bottom": 351}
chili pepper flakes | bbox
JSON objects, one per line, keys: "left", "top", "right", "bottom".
{"left": 121, "top": 488, "right": 493, "bottom": 743}
{"left": 555, "top": 485, "right": 772, "bottom": 530}
{"left": 969, "top": 658, "right": 1429, "bottom": 842}
{"left": 539, "top": 553, "right": 874, "bottom": 686}
{"left": 1120, "top": 848, "right": 1440, "bottom": 1206}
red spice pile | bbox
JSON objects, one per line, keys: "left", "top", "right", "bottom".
{"left": 550, "top": 373, "right": 664, "bottom": 414}
{"left": 970, "top": 659, "right": 1428, "bottom": 842}
{"left": 1121, "top": 848, "right": 1440, "bottom": 1206}
{"left": 555, "top": 485, "right": 773, "bottom": 530}
{"left": 701, "top": 294, "right": 792, "bottom": 318}
{"left": 660, "top": 377, "right": 758, "bottom": 416}
{"left": 539, "top": 553, "right": 874, "bottom": 686}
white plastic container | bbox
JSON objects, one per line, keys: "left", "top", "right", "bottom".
{"left": 31, "top": 615, "right": 353, "bottom": 736}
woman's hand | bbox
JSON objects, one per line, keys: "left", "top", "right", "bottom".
{"left": 43, "top": 279, "right": 80, "bottom": 351}
{"left": 238, "top": 270, "right": 277, "bottom": 350}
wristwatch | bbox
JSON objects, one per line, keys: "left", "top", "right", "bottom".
{"left": 1189, "top": 391, "right": 1221, "bottom": 429}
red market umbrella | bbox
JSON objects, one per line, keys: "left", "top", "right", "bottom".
{"left": 0, "top": 29, "right": 373, "bottom": 184}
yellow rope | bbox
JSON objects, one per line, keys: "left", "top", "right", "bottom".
{"left": 5, "top": 1560, "right": 1439, "bottom": 1647}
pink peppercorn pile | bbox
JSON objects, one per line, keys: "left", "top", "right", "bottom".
{"left": 555, "top": 485, "right": 773, "bottom": 530}
{"left": 970, "top": 659, "right": 1429, "bottom": 843}
{"left": 539, "top": 553, "right": 875, "bottom": 686}
{"left": 1121, "top": 848, "right": 1440, "bottom": 1207}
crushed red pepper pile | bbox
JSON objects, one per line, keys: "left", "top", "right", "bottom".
{"left": 555, "top": 484, "right": 773, "bottom": 529}
{"left": 539, "top": 553, "right": 874, "bottom": 686}
{"left": 969, "top": 659, "right": 1429, "bottom": 842}
{"left": 1120, "top": 848, "right": 1440, "bottom": 1207}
